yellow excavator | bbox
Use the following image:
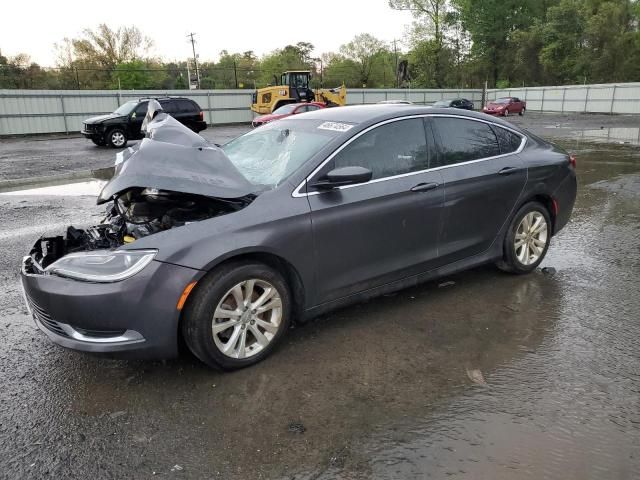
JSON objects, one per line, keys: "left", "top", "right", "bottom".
{"left": 251, "top": 71, "right": 347, "bottom": 114}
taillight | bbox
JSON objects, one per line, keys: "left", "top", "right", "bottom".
{"left": 199, "top": 111, "right": 204, "bottom": 121}
{"left": 569, "top": 154, "right": 576, "bottom": 168}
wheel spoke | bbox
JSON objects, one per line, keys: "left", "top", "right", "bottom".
{"left": 231, "top": 284, "right": 245, "bottom": 309}
{"left": 256, "top": 297, "right": 282, "bottom": 314}
{"left": 533, "top": 237, "right": 546, "bottom": 248}
{"left": 517, "top": 244, "right": 527, "bottom": 263}
{"left": 249, "top": 324, "right": 270, "bottom": 347}
{"left": 215, "top": 307, "right": 241, "bottom": 319}
{"left": 255, "top": 318, "right": 279, "bottom": 334}
{"left": 235, "top": 328, "right": 247, "bottom": 358}
{"left": 252, "top": 287, "right": 275, "bottom": 309}
{"left": 530, "top": 215, "right": 543, "bottom": 233}
{"left": 534, "top": 223, "right": 548, "bottom": 235}
{"left": 222, "top": 325, "right": 242, "bottom": 354}
{"left": 243, "top": 279, "right": 255, "bottom": 304}
{"left": 212, "top": 318, "right": 240, "bottom": 334}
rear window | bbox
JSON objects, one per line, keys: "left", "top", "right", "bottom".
{"left": 492, "top": 126, "right": 523, "bottom": 154}
{"left": 177, "top": 99, "right": 197, "bottom": 113}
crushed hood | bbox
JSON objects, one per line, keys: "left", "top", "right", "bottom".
{"left": 97, "top": 113, "right": 256, "bottom": 204}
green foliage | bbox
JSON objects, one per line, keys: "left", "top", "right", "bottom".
{"left": 3, "top": 4, "right": 640, "bottom": 90}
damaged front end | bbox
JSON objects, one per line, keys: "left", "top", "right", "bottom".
{"left": 24, "top": 102, "right": 258, "bottom": 277}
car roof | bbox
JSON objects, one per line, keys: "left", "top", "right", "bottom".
{"left": 300, "top": 104, "right": 525, "bottom": 133}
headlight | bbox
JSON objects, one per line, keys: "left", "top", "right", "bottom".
{"left": 45, "top": 249, "right": 157, "bottom": 283}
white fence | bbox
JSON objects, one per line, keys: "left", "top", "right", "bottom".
{"left": 488, "top": 82, "right": 640, "bottom": 115}
{"left": 0, "top": 88, "right": 483, "bottom": 136}
{"left": 1, "top": 83, "right": 638, "bottom": 136}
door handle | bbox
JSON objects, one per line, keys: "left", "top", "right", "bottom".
{"left": 498, "top": 166, "right": 521, "bottom": 175}
{"left": 410, "top": 182, "right": 439, "bottom": 192}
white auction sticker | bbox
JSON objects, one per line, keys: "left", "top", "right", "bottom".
{"left": 317, "top": 121, "right": 354, "bottom": 132}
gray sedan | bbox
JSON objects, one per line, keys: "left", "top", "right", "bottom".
{"left": 21, "top": 104, "right": 577, "bottom": 370}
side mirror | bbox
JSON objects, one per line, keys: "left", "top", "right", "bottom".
{"left": 310, "top": 166, "right": 373, "bottom": 190}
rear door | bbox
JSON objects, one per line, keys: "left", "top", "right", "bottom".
{"left": 306, "top": 117, "right": 444, "bottom": 305}
{"left": 129, "top": 101, "right": 148, "bottom": 138}
{"left": 430, "top": 116, "right": 527, "bottom": 264}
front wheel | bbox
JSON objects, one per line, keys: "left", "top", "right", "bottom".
{"left": 106, "top": 128, "right": 127, "bottom": 148}
{"left": 497, "top": 201, "right": 551, "bottom": 274}
{"left": 503, "top": 109, "right": 509, "bottom": 117}
{"left": 181, "top": 261, "right": 292, "bottom": 370}
{"left": 519, "top": 108, "right": 526, "bottom": 116}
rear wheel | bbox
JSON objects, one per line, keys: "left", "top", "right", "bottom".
{"left": 497, "top": 201, "right": 551, "bottom": 274}
{"left": 182, "top": 261, "right": 292, "bottom": 370}
{"left": 106, "top": 128, "right": 127, "bottom": 148}
{"left": 519, "top": 107, "right": 526, "bottom": 116}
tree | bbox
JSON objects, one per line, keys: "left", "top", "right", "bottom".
{"left": 258, "top": 43, "right": 315, "bottom": 86}
{"left": 57, "top": 24, "right": 153, "bottom": 70}
{"left": 339, "top": 34, "right": 388, "bottom": 87}
{"left": 389, "top": 0, "right": 450, "bottom": 86}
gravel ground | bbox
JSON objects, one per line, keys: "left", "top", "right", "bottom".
{"left": 0, "top": 112, "right": 639, "bottom": 479}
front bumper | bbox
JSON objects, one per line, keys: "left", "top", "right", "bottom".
{"left": 192, "top": 120, "right": 208, "bottom": 133}
{"left": 81, "top": 124, "right": 104, "bottom": 139}
{"left": 21, "top": 258, "right": 202, "bottom": 359}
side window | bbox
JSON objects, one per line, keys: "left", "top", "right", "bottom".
{"left": 295, "top": 105, "right": 308, "bottom": 114}
{"left": 331, "top": 118, "right": 429, "bottom": 180}
{"left": 160, "top": 100, "right": 176, "bottom": 114}
{"left": 174, "top": 100, "right": 192, "bottom": 113}
{"left": 492, "top": 126, "right": 523, "bottom": 154}
{"left": 307, "top": 105, "right": 320, "bottom": 112}
{"left": 133, "top": 101, "right": 148, "bottom": 116}
{"left": 432, "top": 117, "right": 500, "bottom": 166}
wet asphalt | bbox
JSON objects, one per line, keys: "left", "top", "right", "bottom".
{"left": 0, "top": 113, "right": 639, "bottom": 479}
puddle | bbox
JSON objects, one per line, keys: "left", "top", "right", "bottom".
{"left": 0, "top": 180, "right": 106, "bottom": 197}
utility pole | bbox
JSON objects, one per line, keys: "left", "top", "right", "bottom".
{"left": 392, "top": 39, "right": 399, "bottom": 89}
{"left": 187, "top": 32, "right": 200, "bottom": 89}
{"left": 233, "top": 59, "right": 238, "bottom": 89}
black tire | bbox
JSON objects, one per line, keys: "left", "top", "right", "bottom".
{"left": 91, "top": 138, "right": 106, "bottom": 146}
{"left": 181, "top": 261, "right": 292, "bottom": 370}
{"left": 497, "top": 201, "right": 552, "bottom": 274}
{"left": 519, "top": 107, "right": 525, "bottom": 116}
{"left": 503, "top": 109, "right": 509, "bottom": 117}
{"left": 106, "top": 128, "right": 127, "bottom": 148}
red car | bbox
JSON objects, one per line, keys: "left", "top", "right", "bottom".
{"left": 483, "top": 97, "right": 526, "bottom": 116}
{"left": 252, "top": 102, "right": 326, "bottom": 127}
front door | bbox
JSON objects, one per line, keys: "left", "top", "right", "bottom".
{"left": 306, "top": 117, "right": 444, "bottom": 305}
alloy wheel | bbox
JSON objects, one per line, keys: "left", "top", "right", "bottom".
{"left": 514, "top": 211, "right": 548, "bottom": 265}
{"left": 211, "top": 279, "right": 283, "bottom": 359}
{"left": 111, "top": 131, "right": 125, "bottom": 147}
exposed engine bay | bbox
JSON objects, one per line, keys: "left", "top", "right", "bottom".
{"left": 25, "top": 101, "right": 260, "bottom": 274}
{"left": 27, "top": 188, "right": 253, "bottom": 271}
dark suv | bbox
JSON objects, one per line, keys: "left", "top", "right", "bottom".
{"left": 81, "top": 97, "right": 207, "bottom": 148}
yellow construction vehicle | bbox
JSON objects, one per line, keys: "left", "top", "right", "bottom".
{"left": 251, "top": 70, "right": 347, "bottom": 114}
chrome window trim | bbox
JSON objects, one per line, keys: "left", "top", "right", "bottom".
{"left": 291, "top": 113, "right": 527, "bottom": 198}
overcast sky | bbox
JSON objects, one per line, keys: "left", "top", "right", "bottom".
{"left": 1, "top": 0, "right": 414, "bottom": 66}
